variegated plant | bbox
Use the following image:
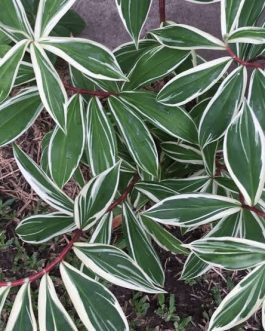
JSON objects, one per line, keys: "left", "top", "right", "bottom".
{"left": 1, "top": 0, "right": 265, "bottom": 330}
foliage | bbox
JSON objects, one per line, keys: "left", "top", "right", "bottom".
{"left": 1, "top": 0, "right": 265, "bottom": 330}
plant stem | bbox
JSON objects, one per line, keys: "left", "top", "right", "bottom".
{"left": 159, "top": 0, "right": 166, "bottom": 24}
{"left": 63, "top": 82, "right": 118, "bottom": 98}
{"left": 239, "top": 193, "right": 265, "bottom": 217}
{"left": 226, "top": 47, "right": 265, "bottom": 69}
{"left": 0, "top": 174, "right": 139, "bottom": 287}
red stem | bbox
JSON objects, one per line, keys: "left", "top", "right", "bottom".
{"left": 0, "top": 175, "right": 139, "bottom": 287}
{"left": 159, "top": 0, "right": 166, "bottom": 24}
{"left": 226, "top": 47, "right": 265, "bottom": 69}
{"left": 63, "top": 82, "right": 117, "bottom": 98}
{"left": 239, "top": 193, "right": 265, "bottom": 217}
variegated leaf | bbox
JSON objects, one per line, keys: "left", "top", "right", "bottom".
{"left": 141, "top": 216, "right": 188, "bottom": 255}
{"left": 151, "top": 24, "right": 225, "bottom": 50}
{"left": 30, "top": 43, "right": 67, "bottom": 130}
{"left": 0, "top": 0, "right": 33, "bottom": 40}
{"left": 38, "top": 274, "right": 77, "bottom": 331}
{"left": 224, "top": 102, "right": 265, "bottom": 206}
{"left": 5, "top": 283, "right": 37, "bottom": 331}
{"left": 74, "top": 243, "right": 163, "bottom": 293}
{"left": 157, "top": 57, "right": 232, "bottom": 106}
{"left": 74, "top": 162, "right": 121, "bottom": 230}
{"left": 115, "top": 0, "right": 153, "bottom": 47}
{"left": 120, "top": 91, "right": 198, "bottom": 144}
{"left": 13, "top": 144, "right": 74, "bottom": 215}
{"left": 86, "top": 97, "right": 117, "bottom": 176}
{"left": 0, "top": 88, "right": 42, "bottom": 147}
{"left": 123, "top": 203, "right": 164, "bottom": 286}
{"left": 48, "top": 94, "right": 85, "bottom": 187}
{"left": 90, "top": 212, "right": 113, "bottom": 244}
{"left": 209, "top": 264, "right": 265, "bottom": 331}
{"left": 188, "top": 237, "right": 265, "bottom": 270}
{"left": 0, "top": 39, "right": 29, "bottom": 103}
{"left": 199, "top": 66, "right": 247, "bottom": 148}
{"left": 221, "top": 0, "right": 246, "bottom": 36}
{"left": 16, "top": 212, "right": 75, "bottom": 244}
{"left": 34, "top": 0, "right": 77, "bottom": 38}
{"left": 142, "top": 194, "right": 241, "bottom": 227}
{"left": 60, "top": 262, "right": 129, "bottom": 331}
{"left": 40, "top": 37, "right": 127, "bottom": 81}
{"left": 108, "top": 96, "right": 159, "bottom": 176}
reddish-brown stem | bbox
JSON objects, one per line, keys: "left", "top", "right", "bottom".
{"left": 239, "top": 193, "right": 265, "bottom": 218}
{"left": 226, "top": 47, "right": 265, "bottom": 69}
{"left": 159, "top": 0, "right": 166, "bottom": 24}
{"left": 0, "top": 175, "right": 139, "bottom": 287}
{"left": 63, "top": 82, "right": 118, "bottom": 98}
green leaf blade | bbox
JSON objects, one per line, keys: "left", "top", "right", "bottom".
{"left": 74, "top": 163, "right": 121, "bottom": 230}
{"left": 49, "top": 94, "right": 85, "bottom": 187}
{"left": 224, "top": 102, "right": 265, "bottom": 206}
{"left": 108, "top": 96, "right": 159, "bottom": 176}
{"left": 74, "top": 243, "right": 163, "bottom": 293}
{"left": 60, "top": 262, "right": 129, "bottom": 331}
{"left": 157, "top": 57, "right": 232, "bottom": 106}
{"left": 142, "top": 194, "right": 241, "bottom": 227}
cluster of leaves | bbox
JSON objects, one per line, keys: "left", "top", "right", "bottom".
{"left": 1, "top": 0, "right": 265, "bottom": 330}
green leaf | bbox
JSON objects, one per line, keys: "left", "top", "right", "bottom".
{"left": 181, "top": 253, "right": 210, "bottom": 280}
{"left": 199, "top": 66, "right": 246, "bottom": 148}
{"left": 74, "top": 243, "right": 163, "bottom": 293}
{"left": 141, "top": 216, "right": 188, "bottom": 254}
{"left": 135, "top": 181, "right": 178, "bottom": 203}
{"left": 16, "top": 212, "right": 75, "bottom": 244}
{"left": 209, "top": 209, "right": 265, "bottom": 242}
{"left": 48, "top": 95, "right": 85, "bottom": 187}
{"left": 224, "top": 102, "right": 265, "bottom": 206}
{"left": 142, "top": 194, "right": 241, "bottom": 227}
{"left": 60, "top": 262, "right": 129, "bottom": 331}
{"left": 13, "top": 144, "right": 74, "bottom": 215}
{"left": 86, "top": 97, "right": 117, "bottom": 176}
{"left": 221, "top": 0, "right": 246, "bottom": 36}
{"left": 0, "top": 88, "right": 42, "bottom": 147}
{"left": 74, "top": 163, "right": 121, "bottom": 230}
{"left": 161, "top": 142, "right": 203, "bottom": 165}
{"left": 69, "top": 65, "right": 120, "bottom": 95}
{"left": 115, "top": 0, "right": 152, "bottom": 47}
{"left": 0, "top": 287, "right": 10, "bottom": 316}
{"left": 15, "top": 62, "right": 35, "bottom": 86}
{"left": 90, "top": 213, "right": 113, "bottom": 244}
{"left": 228, "top": 27, "right": 265, "bottom": 44}
{"left": 30, "top": 43, "right": 67, "bottom": 131}
{"left": 108, "top": 96, "right": 159, "bottom": 176}
{"left": 123, "top": 45, "right": 188, "bottom": 90}
{"left": 40, "top": 37, "right": 127, "bottom": 81}
{"left": 0, "top": 40, "right": 29, "bottom": 103}
{"left": 201, "top": 140, "right": 218, "bottom": 176}
{"left": 238, "top": 0, "right": 265, "bottom": 27}
{"left": 123, "top": 203, "right": 164, "bottom": 286}
{"left": 34, "top": 0, "right": 76, "bottom": 38}
{"left": 188, "top": 237, "right": 265, "bottom": 270}
{"left": 53, "top": 9, "right": 86, "bottom": 37}
{"left": 209, "top": 264, "right": 265, "bottom": 331}
{"left": 114, "top": 39, "right": 158, "bottom": 74}
{"left": 120, "top": 91, "right": 198, "bottom": 143}
{"left": 5, "top": 283, "right": 37, "bottom": 331}
{"left": 157, "top": 57, "right": 232, "bottom": 106}
{"left": 151, "top": 24, "right": 225, "bottom": 50}
{"left": 136, "top": 177, "right": 210, "bottom": 203}
{"left": 249, "top": 69, "right": 265, "bottom": 134}
{"left": 0, "top": 0, "right": 33, "bottom": 40}
{"left": 38, "top": 274, "right": 77, "bottom": 331}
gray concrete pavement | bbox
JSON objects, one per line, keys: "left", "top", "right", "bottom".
{"left": 73, "top": 0, "right": 221, "bottom": 50}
